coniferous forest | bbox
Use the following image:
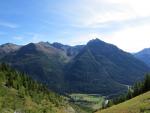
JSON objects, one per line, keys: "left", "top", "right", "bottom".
{"left": 0, "top": 63, "right": 70, "bottom": 113}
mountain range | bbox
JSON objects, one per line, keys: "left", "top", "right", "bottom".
{"left": 0, "top": 39, "right": 149, "bottom": 96}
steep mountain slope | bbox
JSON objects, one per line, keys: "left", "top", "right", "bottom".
{"left": 0, "top": 39, "right": 149, "bottom": 96}
{"left": 95, "top": 91, "right": 150, "bottom": 113}
{"left": 1, "top": 42, "right": 69, "bottom": 91}
{"left": 64, "top": 39, "right": 150, "bottom": 95}
{"left": 51, "top": 42, "right": 84, "bottom": 58}
{"left": 134, "top": 48, "right": 150, "bottom": 67}
{"left": 0, "top": 64, "right": 76, "bottom": 113}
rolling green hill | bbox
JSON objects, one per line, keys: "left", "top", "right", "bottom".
{"left": 96, "top": 91, "right": 150, "bottom": 113}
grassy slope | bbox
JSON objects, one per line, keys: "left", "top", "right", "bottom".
{"left": 96, "top": 91, "right": 150, "bottom": 113}
{"left": 0, "top": 67, "right": 75, "bottom": 113}
{"left": 0, "top": 87, "right": 77, "bottom": 113}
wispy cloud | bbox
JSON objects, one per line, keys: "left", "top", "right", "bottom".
{"left": 49, "top": 0, "right": 150, "bottom": 52}
{"left": 0, "top": 20, "right": 18, "bottom": 28}
{"left": 52, "top": 0, "right": 150, "bottom": 29}
{"left": 13, "top": 36, "right": 24, "bottom": 41}
{"left": 12, "top": 32, "right": 46, "bottom": 45}
{"left": 28, "top": 33, "right": 46, "bottom": 43}
{"left": 104, "top": 23, "right": 150, "bottom": 52}
{"left": 66, "top": 33, "right": 105, "bottom": 46}
{"left": 1, "top": 0, "right": 150, "bottom": 52}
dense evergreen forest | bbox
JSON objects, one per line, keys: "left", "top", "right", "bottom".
{"left": 0, "top": 63, "right": 70, "bottom": 113}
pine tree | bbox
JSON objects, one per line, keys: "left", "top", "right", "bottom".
{"left": 143, "top": 74, "right": 150, "bottom": 92}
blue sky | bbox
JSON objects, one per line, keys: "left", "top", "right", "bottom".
{"left": 0, "top": 0, "right": 150, "bottom": 52}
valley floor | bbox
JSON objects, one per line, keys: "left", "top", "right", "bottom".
{"left": 69, "top": 93, "right": 105, "bottom": 113}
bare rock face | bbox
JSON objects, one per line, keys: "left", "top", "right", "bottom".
{"left": 0, "top": 43, "right": 20, "bottom": 54}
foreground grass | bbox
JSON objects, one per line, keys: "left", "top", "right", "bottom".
{"left": 96, "top": 91, "right": 150, "bottom": 113}
{"left": 70, "top": 93, "right": 105, "bottom": 113}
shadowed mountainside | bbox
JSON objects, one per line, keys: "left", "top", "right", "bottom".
{"left": 0, "top": 39, "right": 149, "bottom": 96}
{"left": 134, "top": 48, "right": 150, "bottom": 67}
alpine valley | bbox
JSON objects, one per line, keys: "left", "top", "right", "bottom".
{"left": 0, "top": 39, "right": 149, "bottom": 96}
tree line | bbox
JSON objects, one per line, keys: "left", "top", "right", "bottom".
{"left": 105, "top": 73, "right": 150, "bottom": 108}
{"left": 0, "top": 63, "right": 65, "bottom": 112}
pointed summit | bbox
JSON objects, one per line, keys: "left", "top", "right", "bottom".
{"left": 87, "top": 38, "right": 106, "bottom": 45}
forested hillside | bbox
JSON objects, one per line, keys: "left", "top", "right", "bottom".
{"left": 96, "top": 74, "right": 150, "bottom": 113}
{"left": 0, "top": 39, "right": 149, "bottom": 96}
{"left": 64, "top": 39, "right": 150, "bottom": 95}
{"left": 135, "top": 48, "right": 150, "bottom": 67}
{"left": 0, "top": 63, "right": 75, "bottom": 113}
{"left": 106, "top": 74, "right": 150, "bottom": 107}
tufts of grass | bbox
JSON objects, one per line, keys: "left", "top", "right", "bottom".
{"left": 96, "top": 91, "right": 150, "bottom": 113}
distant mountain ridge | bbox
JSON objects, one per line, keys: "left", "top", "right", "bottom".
{"left": 0, "top": 43, "right": 21, "bottom": 58}
{"left": 134, "top": 48, "right": 150, "bottom": 67}
{"left": 0, "top": 39, "right": 149, "bottom": 95}
{"left": 51, "top": 42, "right": 84, "bottom": 58}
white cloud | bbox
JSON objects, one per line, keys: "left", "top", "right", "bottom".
{"left": 0, "top": 21, "right": 18, "bottom": 28}
{"left": 68, "top": 22, "right": 150, "bottom": 52}
{"left": 31, "top": 36, "right": 41, "bottom": 43}
{"left": 27, "top": 33, "right": 43, "bottom": 43}
{"left": 67, "top": 33, "right": 107, "bottom": 46}
{"left": 59, "top": 0, "right": 150, "bottom": 52}
{"left": 7, "top": 0, "right": 150, "bottom": 52}
{"left": 103, "top": 24, "right": 150, "bottom": 52}
{"left": 107, "top": 0, "right": 150, "bottom": 17}
{"left": 57, "top": 0, "right": 150, "bottom": 28}
{"left": 12, "top": 33, "right": 44, "bottom": 44}
{"left": 13, "top": 36, "right": 24, "bottom": 41}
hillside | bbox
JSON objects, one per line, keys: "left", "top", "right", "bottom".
{"left": 134, "top": 48, "right": 150, "bottom": 67}
{"left": 64, "top": 39, "right": 150, "bottom": 95}
{"left": 0, "top": 39, "right": 149, "bottom": 95}
{"left": 0, "top": 64, "right": 76, "bottom": 113}
{"left": 96, "top": 91, "right": 150, "bottom": 113}
{"left": 1, "top": 42, "right": 69, "bottom": 92}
